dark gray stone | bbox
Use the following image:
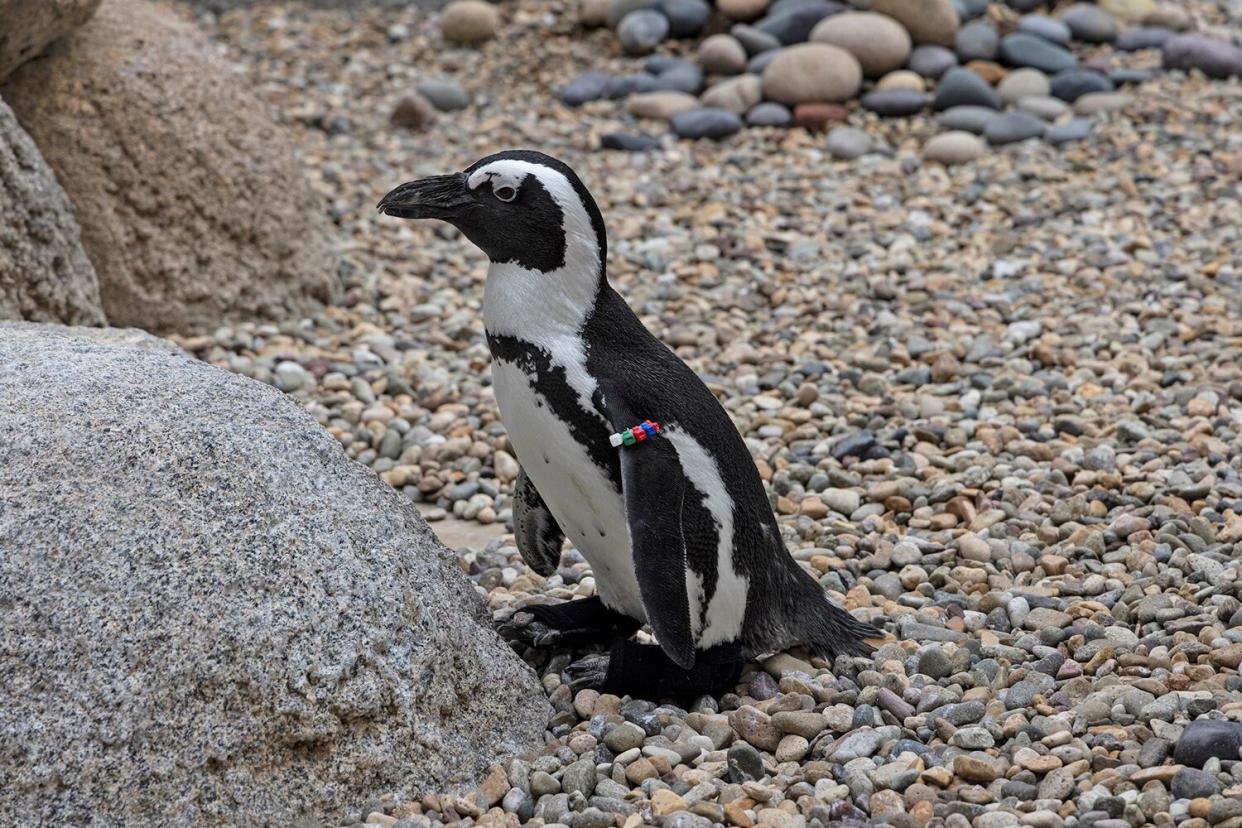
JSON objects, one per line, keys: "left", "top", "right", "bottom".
{"left": 617, "top": 8, "right": 670, "bottom": 55}
{"left": 1017, "top": 15, "right": 1071, "bottom": 46}
{"left": 0, "top": 324, "right": 550, "bottom": 825}
{"left": 908, "top": 44, "right": 958, "bottom": 78}
{"left": 670, "top": 107, "right": 744, "bottom": 139}
{"left": 1045, "top": 117, "right": 1093, "bottom": 144}
{"left": 1170, "top": 767, "right": 1221, "bottom": 799}
{"left": 746, "top": 101, "right": 792, "bottom": 126}
{"left": 1060, "top": 4, "right": 1118, "bottom": 43}
{"left": 732, "top": 23, "right": 782, "bottom": 55}
{"left": 1162, "top": 34, "right": 1242, "bottom": 79}
{"left": 755, "top": 0, "right": 846, "bottom": 45}
{"left": 651, "top": 63, "right": 704, "bottom": 93}
{"left": 562, "top": 72, "right": 614, "bottom": 106}
{"left": 606, "top": 73, "right": 661, "bottom": 98}
{"left": 861, "top": 88, "right": 930, "bottom": 116}
{"left": 933, "top": 67, "right": 1001, "bottom": 111}
{"left": 1173, "top": 720, "right": 1242, "bottom": 768}
{"left": 1050, "top": 69, "right": 1113, "bottom": 102}
{"left": 1109, "top": 67, "right": 1153, "bottom": 84}
{"left": 1000, "top": 32, "right": 1079, "bottom": 73}
{"left": 727, "top": 742, "right": 766, "bottom": 782}
{"left": 985, "top": 111, "right": 1046, "bottom": 144}
{"left": 415, "top": 78, "right": 470, "bottom": 111}
{"left": 601, "top": 132, "right": 661, "bottom": 151}
{"left": 1115, "top": 27, "right": 1172, "bottom": 51}
{"left": 747, "top": 49, "right": 781, "bottom": 74}
{"left": 658, "top": 0, "right": 710, "bottom": 37}
{"left": 955, "top": 20, "right": 999, "bottom": 62}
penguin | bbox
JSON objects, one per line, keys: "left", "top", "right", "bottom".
{"left": 379, "top": 149, "right": 879, "bottom": 699}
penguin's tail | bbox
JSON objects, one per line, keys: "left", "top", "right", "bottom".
{"left": 786, "top": 565, "right": 883, "bottom": 660}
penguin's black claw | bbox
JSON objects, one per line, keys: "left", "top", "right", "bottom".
{"left": 499, "top": 597, "right": 642, "bottom": 650}
{"left": 564, "top": 653, "right": 612, "bottom": 692}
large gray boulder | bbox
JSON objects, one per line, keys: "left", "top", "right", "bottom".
{"left": 0, "top": 324, "right": 550, "bottom": 825}
{"left": 0, "top": 0, "right": 101, "bottom": 82}
{"left": 0, "top": 96, "right": 104, "bottom": 325}
{"left": 1, "top": 0, "right": 339, "bottom": 333}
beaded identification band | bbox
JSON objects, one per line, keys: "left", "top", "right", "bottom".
{"left": 609, "top": 420, "right": 660, "bottom": 448}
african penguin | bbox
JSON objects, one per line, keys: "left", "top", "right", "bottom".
{"left": 379, "top": 149, "right": 879, "bottom": 699}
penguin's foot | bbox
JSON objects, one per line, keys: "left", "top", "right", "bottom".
{"left": 500, "top": 595, "right": 642, "bottom": 650}
{"left": 566, "top": 639, "right": 745, "bottom": 701}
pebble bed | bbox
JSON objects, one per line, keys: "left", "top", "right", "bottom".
{"left": 175, "top": 0, "right": 1242, "bottom": 826}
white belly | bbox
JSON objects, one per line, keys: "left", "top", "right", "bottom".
{"left": 491, "top": 358, "right": 646, "bottom": 621}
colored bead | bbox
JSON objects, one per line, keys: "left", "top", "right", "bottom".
{"left": 631, "top": 426, "right": 646, "bottom": 442}
{"left": 622, "top": 430, "right": 636, "bottom": 446}
{"left": 640, "top": 422, "right": 657, "bottom": 438}
{"left": 609, "top": 433, "right": 624, "bottom": 447}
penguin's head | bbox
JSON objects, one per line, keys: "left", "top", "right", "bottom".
{"left": 379, "top": 149, "right": 607, "bottom": 275}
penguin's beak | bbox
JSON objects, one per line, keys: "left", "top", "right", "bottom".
{"left": 377, "top": 173, "right": 472, "bottom": 220}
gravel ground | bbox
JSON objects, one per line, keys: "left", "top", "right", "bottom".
{"left": 172, "top": 1, "right": 1242, "bottom": 826}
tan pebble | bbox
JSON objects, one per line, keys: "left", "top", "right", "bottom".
{"left": 652, "top": 788, "right": 689, "bottom": 817}
{"left": 625, "top": 757, "right": 658, "bottom": 785}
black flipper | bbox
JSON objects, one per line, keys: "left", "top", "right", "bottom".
{"left": 512, "top": 465, "right": 565, "bottom": 577}
{"left": 596, "top": 385, "right": 697, "bottom": 670}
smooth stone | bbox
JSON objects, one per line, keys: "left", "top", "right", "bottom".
{"left": 670, "top": 107, "right": 744, "bottom": 139}
{"left": 908, "top": 44, "right": 958, "bottom": 78}
{"left": 825, "top": 125, "right": 872, "bottom": 158}
{"left": 810, "top": 11, "right": 912, "bottom": 77}
{"left": 718, "top": 0, "right": 771, "bottom": 20}
{"left": 1017, "top": 94, "right": 1068, "bottom": 120}
{"left": 440, "top": 0, "right": 499, "bottom": 43}
{"left": 1099, "top": 0, "right": 1156, "bottom": 21}
{"left": 938, "top": 104, "right": 999, "bottom": 132}
{"left": 999, "top": 33, "right": 1079, "bottom": 73}
{"left": 415, "top": 79, "right": 470, "bottom": 111}
{"left": 1170, "top": 767, "right": 1221, "bottom": 799}
{"left": 698, "top": 34, "right": 748, "bottom": 74}
{"left": 1162, "top": 34, "right": 1242, "bottom": 79}
{"left": 1060, "top": 4, "right": 1119, "bottom": 43}
{"left": 872, "top": 0, "right": 961, "bottom": 47}
{"left": 790, "top": 101, "right": 849, "bottom": 128}
{"left": 983, "top": 110, "right": 1046, "bottom": 144}
{"left": 658, "top": 0, "right": 710, "bottom": 37}
{"left": 699, "top": 74, "right": 763, "bottom": 113}
{"left": 762, "top": 43, "right": 863, "bottom": 103}
{"left": 747, "top": 50, "right": 781, "bottom": 74}
{"left": 1050, "top": 69, "right": 1113, "bottom": 102}
{"left": 1109, "top": 67, "right": 1152, "bottom": 84}
{"left": 731, "top": 23, "right": 782, "bottom": 55}
{"left": 755, "top": 0, "right": 847, "bottom": 45}
{"left": 627, "top": 90, "right": 700, "bottom": 119}
{"left": 745, "top": 101, "right": 792, "bottom": 125}
{"left": 1073, "top": 91, "right": 1131, "bottom": 114}
{"left": 606, "top": 73, "right": 661, "bottom": 98}
{"left": 923, "top": 129, "right": 986, "bottom": 163}
{"left": 1044, "top": 116, "right": 1093, "bottom": 143}
{"left": 600, "top": 132, "right": 661, "bottom": 151}
{"left": 1173, "top": 720, "right": 1242, "bottom": 768}
{"left": 650, "top": 63, "right": 705, "bottom": 93}
{"left": 877, "top": 69, "right": 925, "bottom": 91}
{"left": 607, "top": 0, "right": 658, "bottom": 27}
{"left": 861, "top": 88, "right": 929, "bottom": 115}
{"left": 932, "top": 66, "right": 1000, "bottom": 110}
{"left": 1017, "top": 15, "right": 1071, "bottom": 46}
{"left": 562, "top": 72, "right": 614, "bottom": 106}
{"left": 1115, "top": 27, "right": 1172, "bottom": 51}
{"left": 617, "top": 9, "right": 670, "bottom": 55}
{"left": 955, "top": 20, "right": 999, "bottom": 62}
{"left": 997, "top": 67, "right": 1050, "bottom": 104}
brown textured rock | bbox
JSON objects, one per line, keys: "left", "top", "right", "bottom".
{"left": 872, "top": 0, "right": 959, "bottom": 47}
{"left": 0, "top": 96, "right": 103, "bottom": 325}
{"left": 0, "top": 323, "right": 550, "bottom": 825}
{"left": 0, "top": 0, "right": 338, "bottom": 333}
{"left": 0, "top": 0, "right": 100, "bottom": 82}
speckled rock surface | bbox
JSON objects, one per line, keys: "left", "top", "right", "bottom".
{"left": 0, "top": 0, "right": 339, "bottom": 333}
{"left": 0, "top": 96, "right": 103, "bottom": 325}
{"left": 0, "top": 0, "right": 100, "bottom": 82}
{"left": 0, "top": 323, "right": 550, "bottom": 825}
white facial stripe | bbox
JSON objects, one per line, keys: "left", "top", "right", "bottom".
{"left": 480, "top": 159, "right": 605, "bottom": 417}
{"left": 467, "top": 168, "right": 525, "bottom": 193}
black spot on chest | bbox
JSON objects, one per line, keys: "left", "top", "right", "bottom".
{"left": 487, "top": 333, "right": 621, "bottom": 492}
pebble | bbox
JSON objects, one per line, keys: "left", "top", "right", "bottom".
{"left": 932, "top": 67, "right": 1000, "bottom": 110}
{"left": 670, "top": 107, "right": 744, "bottom": 139}
{"left": 908, "top": 44, "right": 958, "bottom": 78}
{"left": 1060, "top": 4, "right": 1119, "bottom": 43}
{"left": 999, "top": 32, "right": 1079, "bottom": 73}
{"left": 415, "top": 79, "right": 470, "bottom": 111}
{"left": 618, "top": 9, "right": 670, "bottom": 55}
{"left": 825, "top": 126, "right": 872, "bottom": 159}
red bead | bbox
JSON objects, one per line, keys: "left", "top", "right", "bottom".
{"left": 631, "top": 426, "right": 646, "bottom": 441}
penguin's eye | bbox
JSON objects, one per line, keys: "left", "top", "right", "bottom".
{"left": 494, "top": 185, "right": 517, "bottom": 203}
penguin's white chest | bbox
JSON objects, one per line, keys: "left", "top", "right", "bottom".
{"left": 490, "top": 357, "right": 646, "bottom": 621}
